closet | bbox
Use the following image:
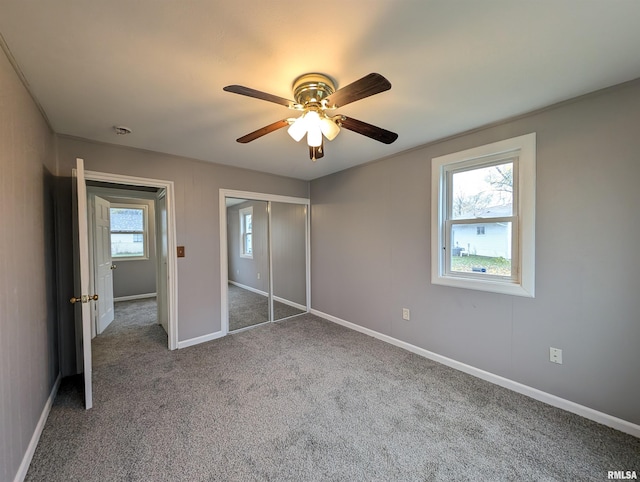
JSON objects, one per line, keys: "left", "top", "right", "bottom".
{"left": 222, "top": 191, "right": 309, "bottom": 332}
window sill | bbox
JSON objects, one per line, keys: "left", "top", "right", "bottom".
{"left": 112, "top": 256, "right": 149, "bottom": 262}
{"left": 432, "top": 274, "right": 534, "bottom": 297}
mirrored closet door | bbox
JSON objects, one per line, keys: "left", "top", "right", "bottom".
{"left": 223, "top": 192, "right": 309, "bottom": 333}
{"left": 271, "top": 202, "right": 307, "bottom": 321}
{"left": 226, "top": 198, "right": 269, "bottom": 331}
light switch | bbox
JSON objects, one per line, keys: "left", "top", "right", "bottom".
{"left": 177, "top": 246, "right": 185, "bottom": 258}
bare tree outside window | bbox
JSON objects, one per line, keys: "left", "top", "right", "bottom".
{"left": 451, "top": 163, "right": 513, "bottom": 219}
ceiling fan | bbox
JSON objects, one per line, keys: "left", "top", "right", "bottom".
{"left": 223, "top": 73, "right": 398, "bottom": 161}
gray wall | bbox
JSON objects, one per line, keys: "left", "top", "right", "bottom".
{"left": 271, "top": 202, "right": 307, "bottom": 307}
{"left": 56, "top": 137, "right": 308, "bottom": 342}
{"left": 227, "top": 200, "right": 269, "bottom": 293}
{"left": 0, "top": 47, "right": 58, "bottom": 482}
{"left": 310, "top": 79, "right": 640, "bottom": 426}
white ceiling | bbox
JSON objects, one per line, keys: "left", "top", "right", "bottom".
{"left": 2, "top": 1, "right": 640, "bottom": 181}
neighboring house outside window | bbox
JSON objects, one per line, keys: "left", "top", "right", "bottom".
{"left": 239, "top": 206, "right": 253, "bottom": 258}
{"left": 431, "top": 133, "right": 536, "bottom": 297}
{"left": 110, "top": 204, "right": 148, "bottom": 260}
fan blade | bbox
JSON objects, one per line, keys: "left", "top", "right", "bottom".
{"left": 223, "top": 85, "right": 297, "bottom": 109}
{"left": 236, "top": 120, "right": 290, "bottom": 143}
{"left": 325, "top": 73, "right": 391, "bottom": 108}
{"left": 339, "top": 116, "right": 398, "bottom": 144}
{"left": 309, "top": 141, "right": 324, "bottom": 161}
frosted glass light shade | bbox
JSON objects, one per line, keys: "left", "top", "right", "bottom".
{"left": 307, "top": 123, "right": 323, "bottom": 147}
{"left": 304, "top": 111, "right": 322, "bottom": 147}
{"left": 319, "top": 117, "right": 340, "bottom": 141}
{"left": 287, "top": 115, "right": 307, "bottom": 142}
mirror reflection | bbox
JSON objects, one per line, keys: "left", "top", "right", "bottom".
{"left": 226, "top": 199, "right": 269, "bottom": 331}
{"left": 226, "top": 196, "right": 308, "bottom": 332}
{"left": 271, "top": 202, "right": 307, "bottom": 320}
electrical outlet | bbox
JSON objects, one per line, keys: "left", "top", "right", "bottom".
{"left": 549, "top": 347, "right": 563, "bottom": 364}
{"left": 257, "top": 273, "right": 261, "bottom": 280}
{"left": 402, "top": 308, "right": 410, "bottom": 321}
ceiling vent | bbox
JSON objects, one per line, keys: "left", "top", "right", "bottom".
{"left": 113, "top": 125, "right": 132, "bottom": 135}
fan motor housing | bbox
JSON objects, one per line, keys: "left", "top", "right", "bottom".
{"left": 292, "top": 73, "right": 336, "bottom": 105}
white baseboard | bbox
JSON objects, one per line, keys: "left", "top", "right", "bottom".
{"left": 229, "top": 282, "right": 306, "bottom": 312}
{"left": 114, "top": 292, "right": 157, "bottom": 302}
{"left": 311, "top": 309, "right": 640, "bottom": 439}
{"left": 273, "top": 295, "right": 307, "bottom": 312}
{"left": 14, "top": 373, "right": 61, "bottom": 482}
{"left": 177, "top": 330, "right": 225, "bottom": 349}
{"left": 228, "top": 281, "right": 268, "bottom": 297}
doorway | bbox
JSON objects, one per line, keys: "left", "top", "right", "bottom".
{"left": 86, "top": 183, "right": 163, "bottom": 339}
{"left": 220, "top": 189, "right": 310, "bottom": 334}
{"left": 83, "top": 170, "right": 178, "bottom": 350}
{"left": 73, "top": 161, "right": 179, "bottom": 409}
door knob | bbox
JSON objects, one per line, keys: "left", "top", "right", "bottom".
{"left": 70, "top": 294, "right": 99, "bottom": 304}
{"left": 111, "top": 265, "right": 117, "bottom": 270}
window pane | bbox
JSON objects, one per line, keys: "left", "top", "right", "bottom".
{"left": 451, "top": 162, "right": 513, "bottom": 220}
{"left": 450, "top": 222, "right": 512, "bottom": 276}
{"left": 245, "top": 214, "right": 252, "bottom": 233}
{"left": 245, "top": 233, "right": 252, "bottom": 255}
{"left": 111, "top": 233, "right": 145, "bottom": 257}
{"left": 111, "top": 208, "right": 144, "bottom": 232}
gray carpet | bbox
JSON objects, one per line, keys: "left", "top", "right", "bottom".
{"left": 228, "top": 283, "right": 305, "bottom": 331}
{"left": 105, "top": 298, "right": 158, "bottom": 333}
{"left": 93, "top": 298, "right": 166, "bottom": 367}
{"left": 26, "top": 301, "right": 639, "bottom": 481}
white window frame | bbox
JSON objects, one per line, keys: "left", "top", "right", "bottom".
{"left": 431, "top": 133, "right": 536, "bottom": 297}
{"left": 110, "top": 203, "right": 149, "bottom": 260}
{"left": 239, "top": 206, "right": 253, "bottom": 259}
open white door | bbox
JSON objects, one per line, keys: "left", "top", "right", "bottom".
{"left": 93, "top": 195, "right": 115, "bottom": 333}
{"left": 71, "top": 158, "right": 94, "bottom": 409}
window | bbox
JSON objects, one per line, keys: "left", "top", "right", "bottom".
{"left": 239, "top": 207, "right": 253, "bottom": 258}
{"left": 110, "top": 204, "right": 148, "bottom": 260}
{"left": 431, "top": 133, "right": 535, "bottom": 297}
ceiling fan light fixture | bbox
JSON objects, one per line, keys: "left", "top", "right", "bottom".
{"left": 288, "top": 110, "right": 339, "bottom": 146}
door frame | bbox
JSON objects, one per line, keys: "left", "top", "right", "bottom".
{"left": 156, "top": 190, "right": 169, "bottom": 334}
{"left": 219, "top": 189, "right": 310, "bottom": 335}
{"left": 85, "top": 170, "right": 179, "bottom": 350}
{"left": 87, "top": 193, "right": 98, "bottom": 339}
{"left": 87, "top": 190, "right": 159, "bottom": 336}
